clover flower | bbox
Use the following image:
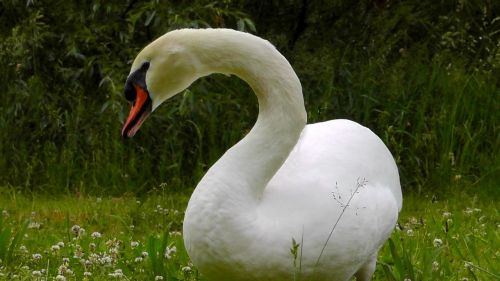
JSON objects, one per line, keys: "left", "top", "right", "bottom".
{"left": 164, "top": 245, "right": 177, "bottom": 259}
{"left": 182, "top": 266, "right": 192, "bottom": 273}
{"left": 71, "top": 225, "right": 81, "bottom": 235}
{"left": 19, "top": 245, "right": 28, "bottom": 254}
{"left": 433, "top": 238, "right": 443, "bottom": 247}
{"left": 432, "top": 261, "right": 439, "bottom": 272}
{"left": 108, "top": 269, "right": 124, "bottom": 278}
{"left": 32, "top": 253, "right": 42, "bottom": 261}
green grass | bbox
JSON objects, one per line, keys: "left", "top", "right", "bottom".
{"left": 0, "top": 185, "right": 497, "bottom": 281}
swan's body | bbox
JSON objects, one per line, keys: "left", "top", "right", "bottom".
{"left": 121, "top": 29, "right": 402, "bottom": 281}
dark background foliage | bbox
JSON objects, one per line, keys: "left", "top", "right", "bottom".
{"left": 0, "top": 0, "right": 498, "bottom": 194}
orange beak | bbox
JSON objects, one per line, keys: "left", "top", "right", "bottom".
{"left": 121, "top": 84, "right": 152, "bottom": 138}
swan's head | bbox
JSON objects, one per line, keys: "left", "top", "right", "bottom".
{"left": 121, "top": 32, "right": 202, "bottom": 138}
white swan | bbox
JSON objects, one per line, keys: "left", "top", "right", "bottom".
{"left": 121, "top": 28, "right": 402, "bottom": 281}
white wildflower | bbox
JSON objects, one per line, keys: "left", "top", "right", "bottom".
{"left": 32, "top": 270, "right": 42, "bottom": 277}
{"left": 58, "top": 264, "right": 69, "bottom": 274}
{"left": 141, "top": 251, "right": 149, "bottom": 258}
{"left": 155, "top": 276, "right": 164, "bottom": 280}
{"left": 28, "top": 221, "right": 42, "bottom": 229}
{"left": 442, "top": 212, "right": 452, "bottom": 218}
{"left": 89, "top": 242, "right": 96, "bottom": 251}
{"left": 57, "top": 241, "right": 65, "bottom": 248}
{"left": 84, "top": 271, "right": 92, "bottom": 277}
{"left": 51, "top": 245, "right": 61, "bottom": 252}
{"left": 78, "top": 227, "right": 86, "bottom": 237}
{"left": 19, "top": 245, "right": 28, "bottom": 254}
{"left": 433, "top": 238, "right": 443, "bottom": 247}
{"left": 164, "top": 245, "right": 177, "bottom": 259}
{"left": 134, "top": 257, "right": 143, "bottom": 263}
{"left": 464, "top": 261, "right": 473, "bottom": 269}
{"left": 109, "top": 269, "right": 124, "bottom": 278}
{"left": 62, "top": 257, "right": 69, "bottom": 264}
{"left": 32, "top": 253, "right": 42, "bottom": 260}
{"left": 406, "top": 229, "right": 414, "bottom": 236}
{"left": 432, "top": 261, "right": 439, "bottom": 272}
{"left": 1, "top": 210, "right": 8, "bottom": 217}
{"left": 71, "top": 225, "right": 81, "bottom": 235}
{"left": 182, "top": 266, "right": 192, "bottom": 273}
{"left": 91, "top": 232, "right": 102, "bottom": 239}
{"left": 130, "top": 241, "right": 139, "bottom": 248}
{"left": 74, "top": 245, "right": 84, "bottom": 259}
{"left": 55, "top": 275, "right": 66, "bottom": 281}
{"left": 99, "top": 255, "right": 113, "bottom": 265}
{"left": 109, "top": 247, "right": 119, "bottom": 255}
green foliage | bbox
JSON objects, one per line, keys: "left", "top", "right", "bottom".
{"left": 0, "top": 0, "right": 256, "bottom": 193}
{"left": 378, "top": 191, "right": 499, "bottom": 281}
{"left": 0, "top": 0, "right": 498, "bottom": 193}
{"left": 0, "top": 218, "right": 28, "bottom": 266}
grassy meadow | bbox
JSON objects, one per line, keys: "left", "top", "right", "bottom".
{"left": 1, "top": 1, "right": 499, "bottom": 281}
{"left": 0, "top": 185, "right": 498, "bottom": 281}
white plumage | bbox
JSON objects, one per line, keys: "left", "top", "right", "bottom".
{"left": 123, "top": 28, "right": 402, "bottom": 281}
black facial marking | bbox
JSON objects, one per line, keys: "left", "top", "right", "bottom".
{"left": 124, "top": 61, "right": 150, "bottom": 101}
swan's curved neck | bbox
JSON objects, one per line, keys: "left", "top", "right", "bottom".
{"left": 182, "top": 30, "right": 306, "bottom": 204}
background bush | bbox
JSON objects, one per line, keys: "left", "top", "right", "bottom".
{"left": 0, "top": 0, "right": 498, "bottom": 194}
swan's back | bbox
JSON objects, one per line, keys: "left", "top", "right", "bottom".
{"left": 256, "top": 119, "right": 401, "bottom": 279}
{"left": 267, "top": 119, "right": 401, "bottom": 206}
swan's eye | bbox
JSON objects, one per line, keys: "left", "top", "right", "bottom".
{"left": 124, "top": 61, "right": 150, "bottom": 102}
{"left": 124, "top": 82, "right": 136, "bottom": 102}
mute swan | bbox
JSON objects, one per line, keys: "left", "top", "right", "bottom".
{"left": 121, "top": 29, "right": 402, "bottom": 281}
